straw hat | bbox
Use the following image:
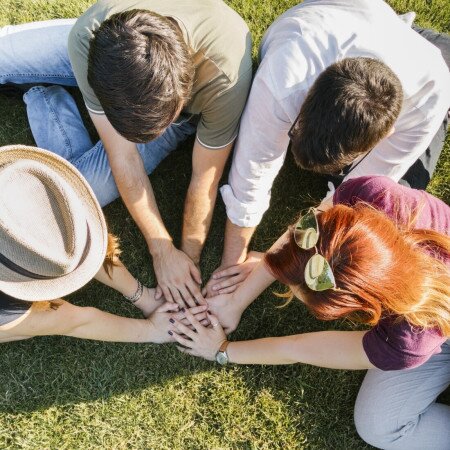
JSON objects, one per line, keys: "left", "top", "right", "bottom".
{"left": 0, "top": 145, "right": 107, "bottom": 301}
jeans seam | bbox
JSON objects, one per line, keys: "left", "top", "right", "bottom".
{"left": 72, "top": 141, "right": 103, "bottom": 167}
{"left": 27, "top": 86, "right": 73, "bottom": 160}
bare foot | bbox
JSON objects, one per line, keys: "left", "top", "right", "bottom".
{"left": 133, "top": 286, "right": 163, "bottom": 318}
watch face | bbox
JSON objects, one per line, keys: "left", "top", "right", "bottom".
{"left": 216, "top": 351, "right": 228, "bottom": 365}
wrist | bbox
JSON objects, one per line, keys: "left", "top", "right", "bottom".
{"left": 148, "top": 238, "right": 174, "bottom": 258}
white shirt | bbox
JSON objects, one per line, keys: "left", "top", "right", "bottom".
{"left": 220, "top": 0, "right": 450, "bottom": 227}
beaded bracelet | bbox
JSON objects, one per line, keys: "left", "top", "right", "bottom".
{"left": 123, "top": 279, "right": 144, "bottom": 304}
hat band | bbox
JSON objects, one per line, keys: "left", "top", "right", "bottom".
{"left": 0, "top": 223, "right": 92, "bottom": 281}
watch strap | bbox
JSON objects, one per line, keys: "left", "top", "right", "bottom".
{"left": 219, "top": 340, "right": 229, "bottom": 353}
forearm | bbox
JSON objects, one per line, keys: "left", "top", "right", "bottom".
{"left": 112, "top": 153, "right": 172, "bottom": 253}
{"left": 65, "top": 307, "right": 155, "bottom": 343}
{"left": 227, "top": 331, "right": 373, "bottom": 369}
{"left": 181, "top": 180, "right": 218, "bottom": 264}
{"left": 95, "top": 261, "right": 139, "bottom": 297}
{"left": 221, "top": 219, "right": 256, "bottom": 266}
{"left": 13, "top": 301, "right": 158, "bottom": 343}
{"left": 89, "top": 112, "right": 173, "bottom": 255}
{"left": 231, "top": 259, "right": 275, "bottom": 311}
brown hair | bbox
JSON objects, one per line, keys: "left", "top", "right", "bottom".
{"left": 88, "top": 9, "right": 194, "bottom": 143}
{"left": 265, "top": 204, "right": 450, "bottom": 336}
{"left": 290, "top": 58, "right": 403, "bottom": 174}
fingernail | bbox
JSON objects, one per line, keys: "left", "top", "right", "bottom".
{"left": 169, "top": 318, "right": 175, "bottom": 324}
{"left": 213, "top": 286, "right": 218, "bottom": 291}
{"left": 181, "top": 307, "right": 185, "bottom": 313}
{"left": 168, "top": 331, "right": 173, "bottom": 336}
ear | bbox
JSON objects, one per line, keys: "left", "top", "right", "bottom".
{"left": 385, "top": 126, "right": 395, "bottom": 138}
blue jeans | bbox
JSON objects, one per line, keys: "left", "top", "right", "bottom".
{"left": 0, "top": 19, "right": 196, "bottom": 206}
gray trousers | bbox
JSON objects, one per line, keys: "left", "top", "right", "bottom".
{"left": 354, "top": 340, "right": 450, "bottom": 449}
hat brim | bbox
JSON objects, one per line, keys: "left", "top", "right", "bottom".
{"left": 0, "top": 145, "right": 107, "bottom": 301}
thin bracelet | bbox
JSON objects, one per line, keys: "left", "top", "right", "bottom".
{"left": 123, "top": 280, "right": 144, "bottom": 304}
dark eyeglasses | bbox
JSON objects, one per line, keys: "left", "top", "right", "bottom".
{"left": 294, "top": 208, "right": 336, "bottom": 291}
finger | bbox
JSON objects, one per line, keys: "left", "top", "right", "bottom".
{"left": 171, "top": 319, "right": 197, "bottom": 340}
{"left": 212, "top": 265, "right": 240, "bottom": 280}
{"left": 212, "top": 273, "right": 245, "bottom": 292}
{"left": 171, "top": 304, "right": 207, "bottom": 321}
{"left": 169, "top": 331, "right": 193, "bottom": 348}
{"left": 200, "top": 319, "right": 210, "bottom": 326}
{"left": 201, "top": 287, "right": 207, "bottom": 297}
{"left": 177, "top": 346, "right": 201, "bottom": 357}
{"left": 156, "top": 302, "right": 180, "bottom": 313}
{"left": 189, "top": 264, "right": 202, "bottom": 285}
{"left": 218, "top": 285, "right": 240, "bottom": 295}
{"left": 187, "top": 280, "right": 206, "bottom": 305}
{"left": 183, "top": 309, "right": 203, "bottom": 333}
{"left": 162, "top": 286, "right": 174, "bottom": 303}
{"left": 178, "top": 287, "right": 196, "bottom": 308}
{"left": 155, "top": 285, "right": 163, "bottom": 300}
{"left": 170, "top": 287, "right": 186, "bottom": 308}
{"left": 206, "top": 312, "right": 222, "bottom": 332}
{"left": 179, "top": 312, "right": 208, "bottom": 326}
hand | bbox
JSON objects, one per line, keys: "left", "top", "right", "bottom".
{"left": 205, "top": 293, "right": 244, "bottom": 335}
{"left": 134, "top": 286, "right": 164, "bottom": 318}
{"left": 147, "top": 302, "right": 181, "bottom": 344}
{"left": 169, "top": 310, "right": 226, "bottom": 361}
{"left": 152, "top": 244, "right": 205, "bottom": 307}
{"left": 204, "top": 251, "right": 264, "bottom": 297}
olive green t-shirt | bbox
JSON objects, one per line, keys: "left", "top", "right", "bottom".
{"left": 68, "top": 0, "right": 252, "bottom": 148}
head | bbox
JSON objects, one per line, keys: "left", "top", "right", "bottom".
{"left": 289, "top": 57, "right": 403, "bottom": 174}
{"left": 0, "top": 145, "right": 110, "bottom": 301}
{"left": 88, "top": 9, "right": 194, "bottom": 143}
{"left": 265, "top": 204, "right": 450, "bottom": 335}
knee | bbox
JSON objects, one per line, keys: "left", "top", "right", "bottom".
{"left": 354, "top": 398, "right": 416, "bottom": 449}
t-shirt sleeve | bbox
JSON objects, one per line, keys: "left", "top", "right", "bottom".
{"left": 333, "top": 175, "right": 450, "bottom": 235}
{"left": 68, "top": 6, "right": 105, "bottom": 114}
{"left": 196, "top": 67, "right": 253, "bottom": 149}
{"left": 363, "top": 318, "right": 446, "bottom": 370}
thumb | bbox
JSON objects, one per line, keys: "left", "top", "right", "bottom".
{"left": 156, "top": 302, "right": 180, "bottom": 313}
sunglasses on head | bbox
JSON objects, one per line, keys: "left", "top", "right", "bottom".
{"left": 294, "top": 208, "right": 336, "bottom": 292}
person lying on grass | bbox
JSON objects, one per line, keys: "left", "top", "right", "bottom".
{"left": 171, "top": 176, "right": 450, "bottom": 450}
{"left": 0, "top": 145, "right": 206, "bottom": 344}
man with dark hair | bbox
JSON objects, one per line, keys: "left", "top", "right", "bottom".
{"left": 205, "top": 0, "right": 449, "bottom": 295}
{"left": 0, "top": 1, "right": 252, "bottom": 306}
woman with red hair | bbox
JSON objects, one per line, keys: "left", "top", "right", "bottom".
{"left": 170, "top": 176, "right": 450, "bottom": 449}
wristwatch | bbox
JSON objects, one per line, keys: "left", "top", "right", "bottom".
{"left": 215, "top": 340, "right": 230, "bottom": 365}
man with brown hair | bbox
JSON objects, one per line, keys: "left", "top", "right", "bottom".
{"left": 205, "top": 0, "right": 449, "bottom": 296}
{"left": 0, "top": 1, "right": 252, "bottom": 306}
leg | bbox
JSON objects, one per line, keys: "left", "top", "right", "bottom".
{"left": 72, "top": 116, "right": 197, "bottom": 206}
{"left": 24, "top": 85, "right": 93, "bottom": 162}
{"left": 0, "top": 19, "right": 76, "bottom": 86}
{"left": 401, "top": 26, "right": 450, "bottom": 189}
{"left": 354, "top": 340, "right": 450, "bottom": 450}
{"left": 25, "top": 85, "right": 196, "bottom": 206}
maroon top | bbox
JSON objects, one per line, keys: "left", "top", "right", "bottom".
{"left": 333, "top": 176, "right": 449, "bottom": 370}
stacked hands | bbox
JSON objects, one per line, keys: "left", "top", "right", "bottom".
{"left": 140, "top": 251, "right": 263, "bottom": 360}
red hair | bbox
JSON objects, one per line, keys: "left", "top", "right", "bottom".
{"left": 265, "top": 204, "right": 450, "bottom": 335}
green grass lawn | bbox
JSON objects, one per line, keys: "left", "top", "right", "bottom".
{"left": 0, "top": 1, "right": 449, "bottom": 448}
